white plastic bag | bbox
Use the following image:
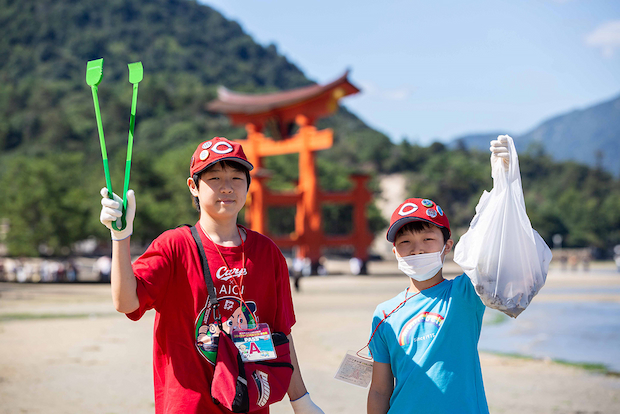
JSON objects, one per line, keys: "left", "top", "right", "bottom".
{"left": 453, "top": 136, "right": 552, "bottom": 318}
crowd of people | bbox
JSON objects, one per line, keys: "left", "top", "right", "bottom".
{"left": 0, "top": 256, "right": 112, "bottom": 283}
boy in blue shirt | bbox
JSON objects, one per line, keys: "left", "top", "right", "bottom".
{"left": 367, "top": 138, "right": 513, "bottom": 414}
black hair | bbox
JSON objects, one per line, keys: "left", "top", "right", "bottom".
{"left": 395, "top": 221, "right": 450, "bottom": 244}
{"left": 192, "top": 160, "right": 251, "bottom": 212}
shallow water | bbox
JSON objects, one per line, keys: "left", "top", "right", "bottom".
{"left": 480, "top": 301, "right": 620, "bottom": 372}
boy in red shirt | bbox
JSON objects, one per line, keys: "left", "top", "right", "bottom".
{"left": 100, "top": 137, "right": 323, "bottom": 414}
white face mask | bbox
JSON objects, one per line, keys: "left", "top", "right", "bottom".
{"left": 396, "top": 246, "right": 446, "bottom": 282}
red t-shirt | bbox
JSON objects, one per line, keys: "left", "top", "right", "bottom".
{"left": 127, "top": 223, "right": 296, "bottom": 414}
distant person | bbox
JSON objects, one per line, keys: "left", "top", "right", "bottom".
{"left": 4, "top": 258, "right": 16, "bottom": 282}
{"left": 317, "top": 256, "right": 328, "bottom": 276}
{"left": 66, "top": 260, "right": 78, "bottom": 282}
{"left": 56, "top": 261, "right": 66, "bottom": 282}
{"left": 581, "top": 251, "right": 591, "bottom": 272}
{"left": 94, "top": 256, "right": 111, "bottom": 282}
{"left": 99, "top": 137, "right": 323, "bottom": 414}
{"left": 559, "top": 253, "right": 568, "bottom": 271}
{"left": 349, "top": 257, "right": 363, "bottom": 275}
{"left": 291, "top": 256, "right": 304, "bottom": 292}
{"left": 16, "top": 259, "right": 27, "bottom": 283}
{"left": 366, "top": 136, "right": 549, "bottom": 414}
{"left": 568, "top": 254, "right": 578, "bottom": 271}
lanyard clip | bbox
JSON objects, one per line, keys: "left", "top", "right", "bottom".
{"left": 212, "top": 303, "right": 223, "bottom": 331}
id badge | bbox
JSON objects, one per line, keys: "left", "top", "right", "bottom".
{"left": 231, "top": 323, "right": 277, "bottom": 362}
{"left": 334, "top": 351, "right": 373, "bottom": 388}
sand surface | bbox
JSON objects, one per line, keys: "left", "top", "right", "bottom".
{"left": 1, "top": 262, "right": 619, "bottom": 414}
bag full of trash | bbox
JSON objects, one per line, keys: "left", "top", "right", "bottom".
{"left": 453, "top": 135, "right": 552, "bottom": 318}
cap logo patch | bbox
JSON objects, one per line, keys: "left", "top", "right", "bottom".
{"left": 426, "top": 209, "right": 438, "bottom": 218}
{"left": 211, "top": 141, "right": 234, "bottom": 155}
{"left": 437, "top": 206, "right": 444, "bottom": 216}
{"left": 199, "top": 150, "right": 209, "bottom": 161}
{"left": 202, "top": 141, "right": 213, "bottom": 150}
{"left": 421, "top": 199, "right": 434, "bottom": 208}
{"left": 398, "top": 202, "right": 418, "bottom": 216}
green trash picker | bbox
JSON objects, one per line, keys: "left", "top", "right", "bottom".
{"left": 86, "top": 58, "right": 143, "bottom": 231}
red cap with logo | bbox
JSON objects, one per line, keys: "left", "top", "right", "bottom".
{"left": 386, "top": 198, "right": 451, "bottom": 243}
{"left": 189, "top": 137, "right": 254, "bottom": 176}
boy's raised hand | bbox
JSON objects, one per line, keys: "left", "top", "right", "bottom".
{"left": 100, "top": 188, "right": 136, "bottom": 241}
{"left": 490, "top": 134, "right": 511, "bottom": 171}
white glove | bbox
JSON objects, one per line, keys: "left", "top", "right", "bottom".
{"left": 100, "top": 188, "right": 136, "bottom": 241}
{"left": 490, "top": 134, "right": 510, "bottom": 171}
{"left": 290, "top": 393, "right": 324, "bottom": 414}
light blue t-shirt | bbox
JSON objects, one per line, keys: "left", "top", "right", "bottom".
{"left": 368, "top": 274, "right": 488, "bottom": 414}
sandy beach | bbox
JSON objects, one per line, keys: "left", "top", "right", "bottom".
{"left": 1, "top": 260, "right": 619, "bottom": 414}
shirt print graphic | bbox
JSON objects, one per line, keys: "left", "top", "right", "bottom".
{"left": 398, "top": 312, "right": 444, "bottom": 347}
{"left": 194, "top": 267, "right": 258, "bottom": 365}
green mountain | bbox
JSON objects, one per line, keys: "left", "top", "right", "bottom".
{"left": 0, "top": 0, "right": 391, "bottom": 255}
{"left": 449, "top": 132, "right": 510, "bottom": 153}
{"left": 450, "top": 94, "right": 620, "bottom": 176}
{"left": 518, "top": 94, "right": 620, "bottom": 176}
{"left": 0, "top": 0, "right": 309, "bottom": 156}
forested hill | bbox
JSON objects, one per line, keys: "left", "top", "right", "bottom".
{"left": 518, "top": 94, "right": 620, "bottom": 175}
{"left": 451, "top": 94, "right": 620, "bottom": 176}
{"left": 1, "top": 0, "right": 619, "bottom": 258}
{"left": 0, "top": 0, "right": 391, "bottom": 255}
{"left": 0, "top": 0, "right": 310, "bottom": 156}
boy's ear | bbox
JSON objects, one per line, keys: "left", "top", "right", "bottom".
{"left": 187, "top": 177, "right": 199, "bottom": 197}
{"left": 444, "top": 239, "right": 455, "bottom": 253}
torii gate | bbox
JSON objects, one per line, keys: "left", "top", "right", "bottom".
{"left": 207, "top": 72, "right": 373, "bottom": 273}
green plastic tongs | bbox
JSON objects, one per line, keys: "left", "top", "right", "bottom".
{"left": 86, "top": 58, "right": 143, "bottom": 231}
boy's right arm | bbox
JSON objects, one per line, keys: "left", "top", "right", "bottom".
{"left": 111, "top": 238, "right": 139, "bottom": 313}
{"left": 100, "top": 188, "right": 139, "bottom": 314}
{"left": 367, "top": 361, "right": 393, "bottom": 414}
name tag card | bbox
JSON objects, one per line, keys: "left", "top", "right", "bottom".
{"left": 334, "top": 351, "right": 373, "bottom": 388}
{"left": 232, "top": 323, "right": 276, "bottom": 362}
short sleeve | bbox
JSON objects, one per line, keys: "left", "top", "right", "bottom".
{"left": 126, "top": 231, "right": 176, "bottom": 321}
{"left": 368, "top": 309, "right": 390, "bottom": 364}
{"left": 453, "top": 273, "right": 485, "bottom": 313}
{"left": 272, "top": 246, "right": 296, "bottom": 335}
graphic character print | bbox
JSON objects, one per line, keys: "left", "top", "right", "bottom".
{"left": 195, "top": 296, "right": 258, "bottom": 364}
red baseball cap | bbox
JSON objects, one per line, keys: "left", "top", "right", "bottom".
{"left": 189, "top": 137, "right": 254, "bottom": 176}
{"left": 386, "top": 198, "right": 451, "bottom": 243}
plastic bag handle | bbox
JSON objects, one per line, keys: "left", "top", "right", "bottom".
{"left": 491, "top": 135, "right": 521, "bottom": 192}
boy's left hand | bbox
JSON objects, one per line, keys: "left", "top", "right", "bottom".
{"left": 291, "top": 393, "right": 324, "bottom": 414}
{"left": 490, "top": 134, "right": 511, "bottom": 171}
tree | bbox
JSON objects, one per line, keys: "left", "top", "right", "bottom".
{"left": 0, "top": 153, "right": 101, "bottom": 256}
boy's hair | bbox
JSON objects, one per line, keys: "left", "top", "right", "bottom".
{"left": 394, "top": 221, "right": 450, "bottom": 245}
{"left": 192, "top": 160, "right": 251, "bottom": 212}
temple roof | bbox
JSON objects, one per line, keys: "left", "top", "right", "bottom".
{"left": 206, "top": 71, "right": 360, "bottom": 123}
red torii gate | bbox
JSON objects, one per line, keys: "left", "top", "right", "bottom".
{"left": 207, "top": 72, "right": 373, "bottom": 273}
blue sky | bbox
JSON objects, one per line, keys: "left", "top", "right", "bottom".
{"left": 202, "top": 0, "right": 620, "bottom": 145}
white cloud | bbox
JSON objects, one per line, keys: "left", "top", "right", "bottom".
{"left": 357, "top": 81, "right": 414, "bottom": 101}
{"left": 585, "top": 20, "right": 620, "bottom": 58}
